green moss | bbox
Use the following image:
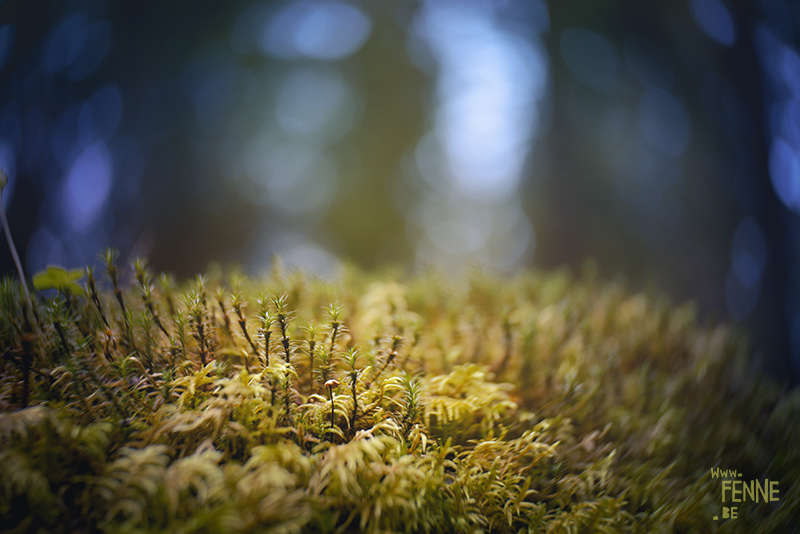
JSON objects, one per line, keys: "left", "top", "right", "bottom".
{"left": 0, "top": 260, "right": 797, "bottom": 533}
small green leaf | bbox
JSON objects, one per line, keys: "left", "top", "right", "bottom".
{"left": 65, "top": 269, "right": 84, "bottom": 283}
{"left": 33, "top": 266, "right": 86, "bottom": 296}
{"left": 32, "top": 271, "right": 56, "bottom": 290}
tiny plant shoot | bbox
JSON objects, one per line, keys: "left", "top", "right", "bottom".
{"left": 32, "top": 266, "right": 85, "bottom": 297}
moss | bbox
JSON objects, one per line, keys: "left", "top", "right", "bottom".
{"left": 0, "top": 260, "right": 797, "bottom": 533}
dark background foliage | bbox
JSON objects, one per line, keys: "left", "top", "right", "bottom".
{"left": 1, "top": 0, "right": 799, "bottom": 383}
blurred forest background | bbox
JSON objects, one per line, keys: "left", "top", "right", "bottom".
{"left": 1, "top": 0, "right": 800, "bottom": 383}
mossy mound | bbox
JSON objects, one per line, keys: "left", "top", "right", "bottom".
{"left": 0, "top": 259, "right": 798, "bottom": 533}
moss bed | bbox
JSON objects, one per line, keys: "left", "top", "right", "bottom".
{"left": 1, "top": 257, "right": 798, "bottom": 533}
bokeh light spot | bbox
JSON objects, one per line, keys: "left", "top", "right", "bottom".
{"left": 731, "top": 217, "right": 767, "bottom": 288}
{"left": 0, "top": 140, "right": 16, "bottom": 209}
{"left": 424, "top": 6, "right": 544, "bottom": 200}
{"left": 260, "top": 1, "right": 371, "bottom": 61}
{"left": 78, "top": 85, "right": 123, "bottom": 143}
{"left": 560, "top": 28, "right": 619, "bottom": 91}
{"left": 182, "top": 48, "right": 243, "bottom": 134}
{"left": 768, "top": 137, "right": 800, "bottom": 210}
{"left": 406, "top": 0, "right": 546, "bottom": 272}
{"left": 689, "top": 0, "right": 736, "bottom": 47}
{"left": 781, "top": 46, "right": 800, "bottom": 97}
{"left": 62, "top": 141, "right": 113, "bottom": 233}
{"left": 725, "top": 268, "right": 759, "bottom": 321}
{"left": 240, "top": 133, "right": 337, "bottom": 217}
{"left": 67, "top": 20, "right": 110, "bottom": 81}
{"left": 276, "top": 67, "right": 359, "bottom": 140}
{"left": 43, "top": 15, "right": 110, "bottom": 79}
{"left": 44, "top": 14, "right": 88, "bottom": 74}
{"left": 638, "top": 88, "right": 690, "bottom": 157}
{"left": 0, "top": 23, "right": 14, "bottom": 72}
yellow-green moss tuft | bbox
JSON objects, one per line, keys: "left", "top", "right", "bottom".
{"left": 0, "top": 263, "right": 797, "bottom": 532}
